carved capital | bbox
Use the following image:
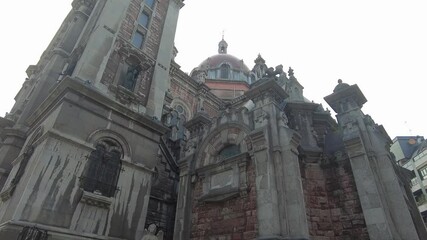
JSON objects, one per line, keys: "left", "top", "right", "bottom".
{"left": 109, "top": 84, "right": 145, "bottom": 105}
{"left": 0, "top": 184, "right": 16, "bottom": 202}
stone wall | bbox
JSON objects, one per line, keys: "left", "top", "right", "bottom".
{"left": 190, "top": 160, "right": 257, "bottom": 240}
{"left": 146, "top": 152, "right": 179, "bottom": 240}
{"left": 303, "top": 159, "right": 369, "bottom": 240}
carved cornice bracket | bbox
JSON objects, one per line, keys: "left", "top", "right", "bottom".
{"left": 80, "top": 190, "right": 113, "bottom": 209}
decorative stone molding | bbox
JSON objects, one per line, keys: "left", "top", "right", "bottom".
{"left": 249, "top": 129, "right": 266, "bottom": 152}
{"left": 0, "top": 184, "right": 16, "bottom": 202}
{"left": 110, "top": 38, "right": 155, "bottom": 105}
{"left": 172, "top": 0, "right": 185, "bottom": 9}
{"left": 114, "top": 38, "right": 156, "bottom": 65}
{"left": 245, "top": 78, "right": 288, "bottom": 105}
{"left": 109, "top": 84, "right": 145, "bottom": 105}
{"left": 196, "top": 153, "right": 249, "bottom": 203}
{"left": 80, "top": 190, "right": 113, "bottom": 209}
{"left": 72, "top": 0, "right": 96, "bottom": 11}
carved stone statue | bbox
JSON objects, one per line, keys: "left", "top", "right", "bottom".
{"left": 141, "top": 224, "right": 163, "bottom": 240}
{"left": 288, "top": 67, "right": 295, "bottom": 79}
{"left": 265, "top": 67, "right": 275, "bottom": 77}
{"left": 252, "top": 54, "right": 267, "bottom": 79}
{"left": 195, "top": 70, "right": 207, "bottom": 83}
{"left": 123, "top": 65, "right": 140, "bottom": 91}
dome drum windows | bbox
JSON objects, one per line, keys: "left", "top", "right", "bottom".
{"left": 220, "top": 63, "right": 230, "bottom": 79}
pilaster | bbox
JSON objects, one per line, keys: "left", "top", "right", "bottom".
{"left": 246, "top": 78, "right": 309, "bottom": 239}
{"left": 325, "top": 80, "right": 427, "bottom": 240}
{"left": 0, "top": 127, "right": 27, "bottom": 190}
{"left": 146, "top": 0, "right": 184, "bottom": 118}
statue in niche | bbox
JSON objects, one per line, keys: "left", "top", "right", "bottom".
{"left": 122, "top": 65, "right": 140, "bottom": 91}
{"left": 141, "top": 224, "right": 163, "bottom": 240}
{"left": 278, "top": 112, "right": 289, "bottom": 128}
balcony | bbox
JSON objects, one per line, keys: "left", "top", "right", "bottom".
{"left": 417, "top": 194, "right": 427, "bottom": 214}
{"left": 412, "top": 181, "right": 421, "bottom": 192}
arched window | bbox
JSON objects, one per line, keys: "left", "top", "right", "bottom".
{"left": 81, "top": 139, "right": 122, "bottom": 197}
{"left": 220, "top": 64, "right": 230, "bottom": 79}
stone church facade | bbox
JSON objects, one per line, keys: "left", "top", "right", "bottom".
{"left": 0, "top": 0, "right": 425, "bottom": 239}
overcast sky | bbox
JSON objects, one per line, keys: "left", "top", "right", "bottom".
{"left": 0, "top": 0, "right": 426, "bottom": 139}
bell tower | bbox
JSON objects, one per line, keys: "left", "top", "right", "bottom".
{"left": 0, "top": 0, "right": 184, "bottom": 239}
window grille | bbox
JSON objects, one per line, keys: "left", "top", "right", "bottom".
{"left": 17, "top": 226, "right": 48, "bottom": 240}
{"left": 80, "top": 142, "right": 122, "bottom": 197}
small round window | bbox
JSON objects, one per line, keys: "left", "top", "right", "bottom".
{"left": 176, "top": 105, "right": 184, "bottom": 114}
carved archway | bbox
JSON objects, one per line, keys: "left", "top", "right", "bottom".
{"left": 195, "top": 123, "right": 253, "bottom": 169}
{"left": 87, "top": 129, "right": 131, "bottom": 161}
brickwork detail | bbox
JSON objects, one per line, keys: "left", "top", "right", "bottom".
{"left": 119, "top": 0, "right": 169, "bottom": 59}
{"left": 190, "top": 160, "right": 258, "bottom": 240}
{"left": 170, "top": 80, "right": 197, "bottom": 113}
{"left": 303, "top": 159, "right": 369, "bottom": 240}
{"left": 144, "top": 0, "right": 169, "bottom": 59}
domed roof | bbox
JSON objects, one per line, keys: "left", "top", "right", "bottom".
{"left": 190, "top": 38, "right": 252, "bottom": 100}
{"left": 197, "top": 54, "right": 250, "bottom": 72}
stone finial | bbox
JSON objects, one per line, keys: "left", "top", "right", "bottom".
{"left": 252, "top": 54, "right": 268, "bottom": 79}
{"left": 254, "top": 54, "right": 265, "bottom": 64}
{"left": 288, "top": 67, "right": 294, "bottom": 78}
{"left": 333, "top": 79, "right": 350, "bottom": 93}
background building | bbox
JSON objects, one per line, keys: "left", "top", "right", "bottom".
{"left": 391, "top": 136, "right": 427, "bottom": 224}
{"left": 0, "top": 0, "right": 425, "bottom": 239}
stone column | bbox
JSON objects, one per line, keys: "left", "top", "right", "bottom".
{"left": 344, "top": 136, "right": 396, "bottom": 239}
{"left": 0, "top": 128, "right": 26, "bottom": 190}
{"left": 60, "top": 0, "right": 95, "bottom": 53}
{"left": 173, "top": 156, "right": 192, "bottom": 240}
{"left": 277, "top": 127, "right": 309, "bottom": 239}
{"left": 245, "top": 79, "right": 304, "bottom": 239}
{"left": 325, "top": 80, "right": 427, "bottom": 240}
{"left": 250, "top": 128, "right": 282, "bottom": 238}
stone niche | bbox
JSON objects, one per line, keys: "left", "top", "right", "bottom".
{"left": 196, "top": 152, "right": 249, "bottom": 203}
